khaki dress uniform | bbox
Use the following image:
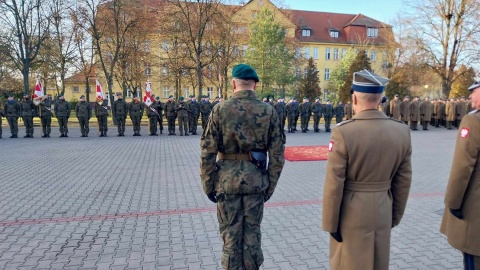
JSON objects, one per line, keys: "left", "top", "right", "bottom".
{"left": 420, "top": 100, "right": 432, "bottom": 130}
{"left": 400, "top": 100, "right": 410, "bottom": 125}
{"left": 409, "top": 100, "right": 420, "bottom": 130}
{"left": 441, "top": 110, "right": 480, "bottom": 268}
{"left": 446, "top": 101, "right": 456, "bottom": 129}
{"left": 389, "top": 99, "right": 401, "bottom": 120}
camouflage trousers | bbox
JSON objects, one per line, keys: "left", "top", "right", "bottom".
{"left": 188, "top": 114, "right": 199, "bottom": 133}
{"left": 7, "top": 116, "right": 18, "bottom": 135}
{"left": 148, "top": 115, "right": 158, "bottom": 134}
{"left": 324, "top": 116, "right": 332, "bottom": 131}
{"left": 116, "top": 117, "right": 126, "bottom": 134}
{"left": 217, "top": 193, "right": 264, "bottom": 270}
{"left": 178, "top": 115, "right": 188, "bottom": 135}
{"left": 98, "top": 115, "right": 108, "bottom": 133}
{"left": 22, "top": 116, "right": 34, "bottom": 135}
{"left": 58, "top": 117, "right": 69, "bottom": 134}
{"left": 313, "top": 114, "right": 321, "bottom": 131}
{"left": 41, "top": 116, "right": 52, "bottom": 135}
{"left": 287, "top": 114, "right": 295, "bottom": 130}
{"left": 201, "top": 113, "right": 209, "bottom": 130}
{"left": 300, "top": 115, "right": 309, "bottom": 131}
{"left": 78, "top": 116, "right": 89, "bottom": 135}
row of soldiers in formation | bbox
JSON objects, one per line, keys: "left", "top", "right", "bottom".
{"left": 0, "top": 93, "right": 223, "bottom": 138}
{"left": 382, "top": 95, "right": 473, "bottom": 130}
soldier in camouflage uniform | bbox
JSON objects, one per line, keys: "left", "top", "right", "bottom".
{"left": 147, "top": 96, "right": 160, "bottom": 136}
{"left": 20, "top": 94, "right": 35, "bottom": 138}
{"left": 188, "top": 95, "right": 200, "bottom": 135}
{"left": 273, "top": 96, "right": 286, "bottom": 131}
{"left": 95, "top": 98, "right": 109, "bottom": 137}
{"left": 4, "top": 95, "right": 20, "bottom": 138}
{"left": 39, "top": 97, "right": 53, "bottom": 138}
{"left": 175, "top": 96, "right": 189, "bottom": 136}
{"left": 200, "top": 64, "right": 285, "bottom": 270}
{"left": 164, "top": 95, "right": 177, "bottom": 135}
{"left": 129, "top": 96, "right": 144, "bottom": 136}
{"left": 299, "top": 97, "right": 311, "bottom": 133}
{"left": 54, "top": 94, "right": 70, "bottom": 137}
{"left": 286, "top": 98, "right": 299, "bottom": 133}
{"left": 76, "top": 95, "right": 92, "bottom": 137}
{"left": 311, "top": 97, "right": 323, "bottom": 132}
{"left": 112, "top": 93, "right": 128, "bottom": 136}
{"left": 323, "top": 100, "right": 334, "bottom": 132}
{"left": 200, "top": 95, "right": 212, "bottom": 130}
{"left": 156, "top": 96, "right": 164, "bottom": 134}
{"left": 334, "top": 101, "right": 345, "bottom": 124}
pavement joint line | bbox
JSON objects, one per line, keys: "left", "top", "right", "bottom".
{"left": 0, "top": 192, "right": 444, "bottom": 227}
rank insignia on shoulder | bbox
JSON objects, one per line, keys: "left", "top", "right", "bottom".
{"left": 461, "top": 128, "right": 470, "bottom": 138}
{"left": 329, "top": 141, "right": 334, "bottom": 152}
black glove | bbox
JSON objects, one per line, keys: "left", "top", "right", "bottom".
{"left": 330, "top": 232, "right": 343, "bottom": 243}
{"left": 207, "top": 192, "right": 217, "bottom": 203}
{"left": 450, "top": 208, "right": 463, "bottom": 219}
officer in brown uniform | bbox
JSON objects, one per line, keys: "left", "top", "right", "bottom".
{"left": 446, "top": 98, "right": 456, "bottom": 129}
{"left": 420, "top": 97, "right": 432, "bottom": 130}
{"left": 389, "top": 94, "right": 401, "bottom": 120}
{"left": 344, "top": 100, "right": 353, "bottom": 120}
{"left": 441, "top": 81, "right": 480, "bottom": 269}
{"left": 322, "top": 70, "right": 412, "bottom": 270}
{"left": 409, "top": 96, "right": 420, "bottom": 130}
{"left": 200, "top": 64, "right": 285, "bottom": 269}
{"left": 400, "top": 96, "right": 410, "bottom": 125}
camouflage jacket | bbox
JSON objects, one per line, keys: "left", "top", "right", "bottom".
{"left": 40, "top": 99, "right": 53, "bottom": 117}
{"left": 75, "top": 101, "right": 92, "bottom": 119}
{"left": 4, "top": 101, "right": 20, "bottom": 117}
{"left": 175, "top": 101, "right": 189, "bottom": 117}
{"left": 164, "top": 100, "right": 176, "bottom": 117}
{"left": 95, "top": 100, "right": 109, "bottom": 117}
{"left": 200, "top": 90, "right": 285, "bottom": 196}
{"left": 146, "top": 101, "right": 159, "bottom": 117}
{"left": 200, "top": 101, "right": 212, "bottom": 116}
{"left": 286, "top": 102, "right": 299, "bottom": 116}
{"left": 323, "top": 104, "right": 334, "bottom": 117}
{"left": 21, "top": 99, "right": 35, "bottom": 117}
{"left": 54, "top": 100, "right": 70, "bottom": 118}
{"left": 189, "top": 101, "right": 200, "bottom": 115}
{"left": 311, "top": 102, "right": 323, "bottom": 116}
{"left": 274, "top": 102, "right": 286, "bottom": 119}
{"left": 112, "top": 99, "right": 128, "bottom": 119}
{"left": 334, "top": 105, "right": 345, "bottom": 117}
{"left": 299, "top": 102, "right": 311, "bottom": 116}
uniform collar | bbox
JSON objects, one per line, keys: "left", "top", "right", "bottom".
{"left": 232, "top": 90, "right": 257, "bottom": 100}
{"left": 352, "top": 109, "right": 389, "bottom": 120}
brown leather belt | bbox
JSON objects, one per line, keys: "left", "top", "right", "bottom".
{"left": 217, "top": 153, "right": 250, "bottom": 161}
{"left": 344, "top": 181, "right": 391, "bottom": 192}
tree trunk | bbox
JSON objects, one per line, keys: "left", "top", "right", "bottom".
{"left": 85, "top": 78, "right": 91, "bottom": 103}
{"left": 23, "top": 65, "right": 30, "bottom": 96}
{"left": 197, "top": 59, "right": 203, "bottom": 99}
{"left": 107, "top": 78, "right": 117, "bottom": 125}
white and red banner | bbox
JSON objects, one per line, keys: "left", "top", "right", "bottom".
{"left": 33, "top": 77, "right": 45, "bottom": 105}
{"left": 144, "top": 81, "right": 153, "bottom": 107}
{"left": 96, "top": 79, "right": 105, "bottom": 103}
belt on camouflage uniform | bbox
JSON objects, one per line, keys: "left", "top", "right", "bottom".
{"left": 344, "top": 181, "right": 391, "bottom": 192}
{"left": 217, "top": 153, "right": 250, "bottom": 161}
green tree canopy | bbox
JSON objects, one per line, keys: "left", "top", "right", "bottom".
{"left": 298, "top": 57, "right": 321, "bottom": 101}
{"left": 328, "top": 48, "right": 356, "bottom": 103}
{"left": 449, "top": 65, "right": 476, "bottom": 98}
{"left": 337, "top": 50, "right": 371, "bottom": 103}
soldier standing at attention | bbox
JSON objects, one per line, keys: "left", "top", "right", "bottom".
{"left": 165, "top": 95, "right": 177, "bottom": 135}
{"left": 311, "top": 97, "right": 323, "bottom": 133}
{"left": 200, "top": 64, "right": 285, "bottom": 270}
{"left": 420, "top": 97, "right": 432, "bottom": 130}
{"left": 4, "top": 95, "right": 20, "bottom": 138}
{"left": 441, "top": 81, "right": 480, "bottom": 269}
{"left": 112, "top": 93, "right": 128, "bottom": 136}
{"left": 334, "top": 101, "right": 345, "bottom": 124}
{"left": 299, "top": 97, "right": 311, "bottom": 133}
{"left": 274, "top": 96, "right": 286, "bottom": 132}
{"left": 322, "top": 70, "right": 412, "bottom": 270}
{"left": 155, "top": 96, "right": 164, "bottom": 135}
{"left": 55, "top": 94, "right": 70, "bottom": 137}
{"left": 446, "top": 98, "right": 456, "bottom": 130}
{"left": 40, "top": 97, "right": 53, "bottom": 138}
{"left": 409, "top": 96, "right": 420, "bottom": 130}
{"left": 390, "top": 94, "right": 401, "bottom": 120}
{"left": 400, "top": 96, "right": 410, "bottom": 125}
{"left": 21, "top": 94, "right": 35, "bottom": 138}
{"left": 200, "top": 95, "right": 212, "bottom": 130}
{"left": 344, "top": 100, "right": 353, "bottom": 120}
{"left": 175, "top": 96, "right": 189, "bottom": 136}
{"left": 76, "top": 95, "right": 92, "bottom": 137}
{"left": 147, "top": 95, "right": 159, "bottom": 136}
{"left": 323, "top": 100, "right": 334, "bottom": 132}
{"left": 95, "top": 98, "right": 109, "bottom": 137}
{"left": 188, "top": 95, "right": 200, "bottom": 135}
{"left": 129, "top": 96, "right": 143, "bottom": 136}
{"left": 286, "top": 98, "right": 297, "bottom": 133}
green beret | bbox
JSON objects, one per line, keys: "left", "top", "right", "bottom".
{"left": 80, "top": 95, "right": 85, "bottom": 99}
{"left": 155, "top": 96, "right": 160, "bottom": 100}
{"left": 168, "top": 95, "right": 173, "bottom": 98}
{"left": 179, "top": 96, "right": 184, "bottom": 101}
{"left": 232, "top": 64, "right": 259, "bottom": 82}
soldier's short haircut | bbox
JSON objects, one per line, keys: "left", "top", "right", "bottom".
{"left": 233, "top": 78, "right": 255, "bottom": 88}
{"left": 355, "top": 92, "right": 382, "bottom": 104}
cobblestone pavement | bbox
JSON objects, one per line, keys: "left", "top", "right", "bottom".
{"left": 0, "top": 123, "right": 462, "bottom": 269}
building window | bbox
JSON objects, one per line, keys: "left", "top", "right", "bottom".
{"left": 295, "top": 48, "right": 302, "bottom": 59}
{"left": 163, "top": 87, "right": 170, "bottom": 98}
{"left": 251, "top": 11, "right": 257, "bottom": 18}
{"left": 371, "top": 50, "right": 376, "bottom": 61}
{"left": 233, "top": 45, "right": 239, "bottom": 56}
{"left": 304, "top": 47, "right": 310, "bottom": 59}
{"left": 126, "top": 88, "right": 132, "bottom": 98}
{"left": 324, "top": 89, "right": 329, "bottom": 101}
{"left": 242, "top": 45, "right": 248, "bottom": 56}
{"left": 342, "top": 48, "right": 347, "bottom": 58}
{"left": 296, "top": 67, "right": 302, "bottom": 77}
{"left": 365, "top": 50, "right": 369, "bottom": 57}
{"left": 207, "top": 87, "right": 214, "bottom": 98}
{"left": 333, "top": 48, "right": 339, "bottom": 60}
{"left": 217, "top": 88, "right": 222, "bottom": 98}
{"left": 73, "top": 86, "right": 79, "bottom": 93}
{"left": 304, "top": 68, "right": 308, "bottom": 79}
{"left": 161, "top": 41, "right": 169, "bottom": 51}
{"left": 145, "top": 63, "right": 151, "bottom": 76}
{"left": 325, "top": 48, "right": 331, "bottom": 60}
{"left": 302, "top": 29, "right": 311, "bottom": 37}
{"left": 162, "top": 65, "right": 168, "bottom": 76}
{"left": 324, "top": 68, "right": 330, "bottom": 80}
{"left": 313, "top": 48, "right": 319, "bottom": 59}
{"left": 330, "top": 30, "right": 339, "bottom": 38}
{"left": 367, "top": 27, "right": 378, "bottom": 37}
{"left": 184, "top": 87, "right": 189, "bottom": 98}
{"left": 144, "top": 40, "right": 151, "bottom": 53}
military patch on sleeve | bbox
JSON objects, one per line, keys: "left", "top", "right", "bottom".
{"left": 461, "top": 128, "right": 470, "bottom": 138}
{"left": 329, "top": 141, "right": 334, "bottom": 152}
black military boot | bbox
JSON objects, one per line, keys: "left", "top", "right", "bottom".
{"left": 81, "top": 134, "right": 86, "bottom": 137}
{"left": 64, "top": 134, "right": 68, "bottom": 137}
{"left": 104, "top": 132, "right": 107, "bottom": 137}
{"left": 42, "top": 133, "right": 47, "bottom": 138}
{"left": 99, "top": 132, "right": 104, "bottom": 137}
{"left": 85, "top": 133, "right": 88, "bottom": 137}
{"left": 47, "top": 134, "right": 50, "bottom": 138}
{"left": 185, "top": 132, "right": 189, "bottom": 136}
{"left": 117, "top": 133, "right": 122, "bottom": 137}
{"left": 60, "top": 133, "right": 64, "bottom": 138}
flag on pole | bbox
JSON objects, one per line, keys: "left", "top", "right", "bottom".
{"left": 33, "top": 77, "right": 44, "bottom": 99}
{"left": 144, "top": 81, "right": 153, "bottom": 107}
{"left": 96, "top": 79, "right": 105, "bottom": 104}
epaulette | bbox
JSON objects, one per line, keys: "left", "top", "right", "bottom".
{"left": 389, "top": 118, "right": 405, "bottom": 124}
{"left": 468, "top": 110, "right": 478, "bottom": 115}
{"left": 337, "top": 119, "right": 354, "bottom": 126}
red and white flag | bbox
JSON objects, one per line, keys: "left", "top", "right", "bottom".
{"left": 33, "top": 77, "right": 44, "bottom": 99}
{"left": 96, "top": 79, "right": 105, "bottom": 101}
{"left": 144, "top": 81, "right": 153, "bottom": 107}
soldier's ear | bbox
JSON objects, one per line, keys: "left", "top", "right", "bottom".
{"left": 253, "top": 82, "right": 257, "bottom": 90}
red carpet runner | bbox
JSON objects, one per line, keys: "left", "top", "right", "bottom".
{"left": 284, "top": 145, "right": 329, "bottom": 161}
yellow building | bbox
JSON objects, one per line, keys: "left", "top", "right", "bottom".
{"left": 64, "top": 0, "right": 393, "bottom": 103}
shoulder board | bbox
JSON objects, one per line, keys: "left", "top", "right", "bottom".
{"left": 468, "top": 110, "right": 478, "bottom": 115}
{"left": 337, "top": 119, "right": 354, "bottom": 126}
{"left": 389, "top": 118, "right": 405, "bottom": 124}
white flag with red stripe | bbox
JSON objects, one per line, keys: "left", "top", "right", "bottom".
{"left": 144, "top": 81, "right": 153, "bottom": 107}
{"left": 96, "top": 80, "right": 105, "bottom": 101}
{"left": 33, "top": 77, "right": 44, "bottom": 99}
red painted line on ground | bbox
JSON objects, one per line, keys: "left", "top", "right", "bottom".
{"left": 0, "top": 192, "right": 445, "bottom": 227}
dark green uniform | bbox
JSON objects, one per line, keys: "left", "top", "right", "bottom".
{"left": 54, "top": 99, "right": 70, "bottom": 137}
{"left": 76, "top": 101, "right": 92, "bottom": 137}
{"left": 164, "top": 100, "right": 177, "bottom": 135}
{"left": 147, "top": 101, "right": 160, "bottom": 136}
{"left": 188, "top": 100, "right": 200, "bottom": 135}
{"left": 4, "top": 99, "right": 20, "bottom": 138}
{"left": 200, "top": 90, "right": 285, "bottom": 269}
{"left": 40, "top": 99, "right": 53, "bottom": 137}
{"left": 323, "top": 103, "right": 334, "bottom": 132}
{"left": 129, "top": 100, "right": 144, "bottom": 136}
{"left": 157, "top": 101, "right": 164, "bottom": 134}
{"left": 286, "top": 101, "right": 299, "bottom": 133}
{"left": 200, "top": 100, "right": 212, "bottom": 130}
{"left": 95, "top": 100, "right": 109, "bottom": 136}
{"left": 274, "top": 101, "right": 286, "bottom": 131}
{"left": 175, "top": 100, "right": 189, "bottom": 136}
{"left": 299, "top": 101, "right": 311, "bottom": 132}
{"left": 113, "top": 98, "right": 128, "bottom": 136}
{"left": 20, "top": 98, "right": 35, "bottom": 137}
{"left": 334, "top": 104, "right": 345, "bottom": 124}
{"left": 311, "top": 102, "right": 323, "bottom": 132}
